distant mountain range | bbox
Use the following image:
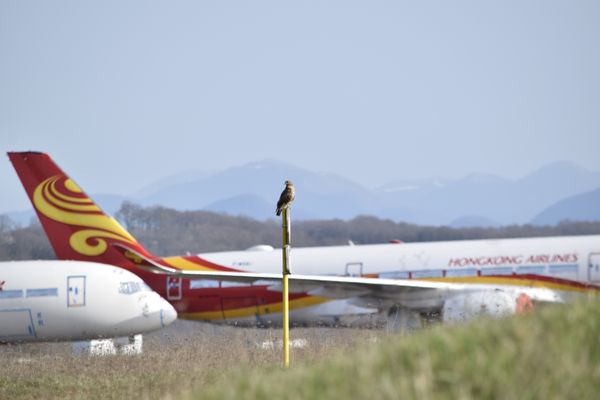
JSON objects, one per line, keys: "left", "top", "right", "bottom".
{"left": 135, "top": 160, "right": 600, "bottom": 226}
{"left": 531, "top": 187, "right": 600, "bottom": 226}
{"left": 4, "top": 160, "right": 600, "bottom": 227}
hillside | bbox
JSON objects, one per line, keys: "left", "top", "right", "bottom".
{"left": 2, "top": 206, "right": 600, "bottom": 260}
{"left": 134, "top": 160, "right": 600, "bottom": 225}
{"left": 3, "top": 160, "right": 599, "bottom": 227}
{"left": 532, "top": 187, "right": 600, "bottom": 225}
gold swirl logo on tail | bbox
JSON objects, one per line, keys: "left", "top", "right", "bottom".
{"left": 33, "top": 175, "right": 137, "bottom": 256}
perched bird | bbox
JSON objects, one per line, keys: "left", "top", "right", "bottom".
{"left": 276, "top": 180, "right": 295, "bottom": 216}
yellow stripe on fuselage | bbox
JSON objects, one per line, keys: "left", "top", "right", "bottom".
{"left": 163, "top": 256, "right": 215, "bottom": 271}
{"left": 180, "top": 295, "right": 329, "bottom": 321}
{"left": 420, "top": 276, "right": 592, "bottom": 293}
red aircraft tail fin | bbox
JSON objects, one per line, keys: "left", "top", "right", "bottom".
{"left": 7, "top": 151, "right": 156, "bottom": 267}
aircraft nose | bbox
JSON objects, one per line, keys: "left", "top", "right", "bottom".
{"left": 160, "top": 298, "right": 177, "bottom": 328}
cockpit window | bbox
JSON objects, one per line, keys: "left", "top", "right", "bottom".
{"left": 118, "top": 281, "right": 152, "bottom": 295}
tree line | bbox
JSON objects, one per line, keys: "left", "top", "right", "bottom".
{"left": 1, "top": 201, "right": 600, "bottom": 260}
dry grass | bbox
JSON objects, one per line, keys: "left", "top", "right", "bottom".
{"left": 4, "top": 300, "right": 598, "bottom": 400}
{"left": 0, "top": 321, "right": 388, "bottom": 400}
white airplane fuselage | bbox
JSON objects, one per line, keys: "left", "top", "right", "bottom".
{"left": 188, "top": 235, "right": 600, "bottom": 325}
{"left": 0, "top": 260, "right": 177, "bottom": 343}
{"left": 201, "top": 235, "right": 600, "bottom": 284}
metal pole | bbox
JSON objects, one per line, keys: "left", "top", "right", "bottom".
{"left": 282, "top": 207, "right": 291, "bottom": 368}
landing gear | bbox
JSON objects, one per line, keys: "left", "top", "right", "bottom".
{"left": 72, "top": 334, "right": 143, "bottom": 356}
{"left": 386, "top": 306, "right": 424, "bottom": 332}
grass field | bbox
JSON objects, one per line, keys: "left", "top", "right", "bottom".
{"left": 2, "top": 300, "right": 599, "bottom": 400}
{"left": 194, "top": 299, "right": 600, "bottom": 400}
{"left": 0, "top": 321, "right": 384, "bottom": 400}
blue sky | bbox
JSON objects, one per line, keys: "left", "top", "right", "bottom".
{"left": 1, "top": 1, "right": 599, "bottom": 213}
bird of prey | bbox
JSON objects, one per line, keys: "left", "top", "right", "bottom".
{"left": 276, "top": 180, "right": 295, "bottom": 216}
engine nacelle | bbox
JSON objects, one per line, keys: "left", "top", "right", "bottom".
{"left": 442, "top": 290, "right": 533, "bottom": 324}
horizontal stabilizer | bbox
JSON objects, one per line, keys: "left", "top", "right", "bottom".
{"left": 112, "top": 243, "right": 178, "bottom": 274}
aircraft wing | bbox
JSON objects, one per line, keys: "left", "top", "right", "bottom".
{"left": 116, "top": 244, "right": 563, "bottom": 309}
{"left": 162, "top": 269, "right": 464, "bottom": 291}
{"left": 114, "top": 243, "right": 461, "bottom": 289}
{"left": 162, "top": 269, "right": 563, "bottom": 309}
{"left": 137, "top": 261, "right": 469, "bottom": 309}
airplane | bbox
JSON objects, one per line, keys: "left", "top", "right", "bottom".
{"left": 0, "top": 259, "right": 177, "bottom": 344}
{"left": 8, "top": 151, "right": 600, "bottom": 328}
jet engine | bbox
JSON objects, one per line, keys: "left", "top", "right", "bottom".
{"left": 442, "top": 289, "right": 534, "bottom": 323}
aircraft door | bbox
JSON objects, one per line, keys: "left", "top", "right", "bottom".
{"left": 67, "top": 276, "right": 86, "bottom": 307}
{"left": 588, "top": 253, "right": 600, "bottom": 282}
{"left": 166, "top": 277, "right": 183, "bottom": 300}
{"left": 345, "top": 262, "right": 363, "bottom": 277}
{"left": 0, "top": 309, "right": 36, "bottom": 339}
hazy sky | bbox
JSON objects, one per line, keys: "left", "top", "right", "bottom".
{"left": 1, "top": 1, "right": 599, "bottom": 213}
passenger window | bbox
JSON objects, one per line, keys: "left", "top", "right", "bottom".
{"left": 0, "top": 289, "right": 23, "bottom": 299}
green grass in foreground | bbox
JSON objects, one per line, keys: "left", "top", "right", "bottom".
{"left": 194, "top": 299, "right": 600, "bottom": 400}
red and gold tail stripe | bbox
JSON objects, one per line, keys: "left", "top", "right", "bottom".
{"left": 33, "top": 175, "right": 138, "bottom": 256}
